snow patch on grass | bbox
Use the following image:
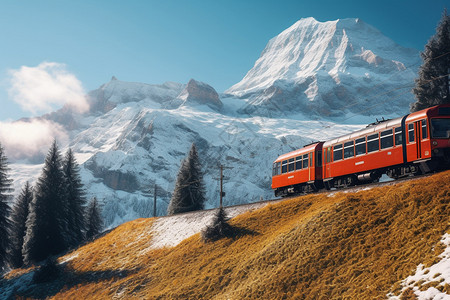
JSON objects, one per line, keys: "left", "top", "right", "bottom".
{"left": 388, "top": 233, "right": 450, "bottom": 299}
{"left": 147, "top": 202, "right": 269, "bottom": 251}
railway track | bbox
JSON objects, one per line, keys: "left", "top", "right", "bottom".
{"left": 159, "top": 172, "right": 436, "bottom": 220}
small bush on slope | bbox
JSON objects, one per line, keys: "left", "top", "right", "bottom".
{"left": 202, "top": 207, "right": 234, "bottom": 242}
{"left": 5, "top": 171, "right": 450, "bottom": 299}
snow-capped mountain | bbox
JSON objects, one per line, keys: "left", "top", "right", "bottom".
{"left": 7, "top": 18, "right": 420, "bottom": 228}
{"left": 227, "top": 17, "right": 420, "bottom": 117}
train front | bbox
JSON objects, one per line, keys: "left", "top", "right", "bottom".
{"left": 428, "top": 104, "right": 450, "bottom": 167}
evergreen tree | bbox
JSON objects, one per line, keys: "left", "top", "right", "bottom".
{"left": 202, "top": 207, "right": 234, "bottom": 242}
{"left": 9, "top": 182, "right": 33, "bottom": 269}
{"left": 412, "top": 9, "right": 450, "bottom": 111}
{"left": 0, "top": 143, "right": 13, "bottom": 273}
{"left": 63, "top": 148, "right": 86, "bottom": 248}
{"left": 85, "top": 197, "right": 103, "bottom": 240}
{"left": 167, "top": 143, "right": 206, "bottom": 215}
{"left": 23, "top": 141, "right": 68, "bottom": 265}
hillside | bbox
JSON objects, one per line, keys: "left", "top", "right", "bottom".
{"left": 1, "top": 171, "right": 449, "bottom": 299}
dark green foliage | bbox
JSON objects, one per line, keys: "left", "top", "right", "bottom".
{"left": 85, "top": 197, "right": 103, "bottom": 240}
{"left": 202, "top": 207, "right": 234, "bottom": 242}
{"left": 168, "top": 143, "right": 206, "bottom": 215}
{"left": 0, "top": 143, "right": 13, "bottom": 273}
{"left": 412, "top": 9, "right": 450, "bottom": 111}
{"left": 23, "top": 141, "right": 69, "bottom": 265}
{"left": 32, "top": 258, "right": 60, "bottom": 284}
{"left": 63, "top": 149, "right": 87, "bottom": 248}
{"left": 9, "top": 182, "right": 33, "bottom": 268}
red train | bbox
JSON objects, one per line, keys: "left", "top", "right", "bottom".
{"left": 272, "top": 104, "right": 450, "bottom": 197}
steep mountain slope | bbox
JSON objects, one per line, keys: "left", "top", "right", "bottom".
{"left": 2, "top": 171, "right": 449, "bottom": 299}
{"left": 10, "top": 77, "right": 364, "bottom": 228}
{"left": 226, "top": 17, "right": 420, "bottom": 117}
{"left": 7, "top": 17, "right": 421, "bottom": 228}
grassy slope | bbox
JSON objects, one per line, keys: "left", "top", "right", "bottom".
{"left": 7, "top": 171, "right": 450, "bottom": 299}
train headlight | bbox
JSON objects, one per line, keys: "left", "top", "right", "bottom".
{"left": 432, "top": 141, "right": 438, "bottom": 146}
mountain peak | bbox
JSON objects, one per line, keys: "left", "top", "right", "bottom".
{"left": 226, "top": 17, "right": 420, "bottom": 117}
{"left": 176, "top": 79, "right": 223, "bottom": 110}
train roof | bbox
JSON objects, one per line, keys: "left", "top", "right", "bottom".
{"left": 274, "top": 142, "right": 323, "bottom": 162}
{"left": 323, "top": 116, "right": 403, "bottom": 147}
{"left": 324, "top": 104, "right": 450, "bottom": 147}
{"left": 273, "top": 105, "right": 450, "bottom": 164}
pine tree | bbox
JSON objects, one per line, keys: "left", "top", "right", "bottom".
{"left": 202, "top": 207, "right": 234, "bottom": 242}
{"left": 0, "top": 143, "right": 13, "bottom": 273}
{"left": 167, "top": 143, "right": 206, "bottom": 215}
{"left": 85, "top": 197, "right": 103, "bottom": 240}
{"left": 23, "top": 141, "right": 68, "bottom": 265}
{"left": 412, "top": 9, "right": 450, "bottom": 112}
{"left": 9, "top": 182, "right": 33, "bottom": 269}
{"left": 63, "top": 148, "right": 86, "bottom": 248}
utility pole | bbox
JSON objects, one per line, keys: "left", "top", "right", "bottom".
{"left": 153, "top": 184, "right": 157, "bottom": 217}
{"left": 217, "top": 164, "right": 232, "bottom": 208}
{"left": 220, "top": 165, "right": 224, "bottom": 208}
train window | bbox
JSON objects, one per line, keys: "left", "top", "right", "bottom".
{"left": 355, "top": 137, "right": 366, "bottom": 155}
{"left": 333, "top": 144, "right": 343, "bottom": 161}
{"left": 431, "top": 118, "right": 450, "bottom": 138}
{"left": 438, "top": 107, "right": 450, "bottom": 116}
{"left": 303, "top": 154, "right": 309, "bottom": 168}
{"left": 343, "top": 141, "right": 354, "bottom": 159}
{"left": 295, "top": 156, "right": 302, "bottom": 170}
{"left": 381, "top": 129, "right": 394, "bottom": 149}
{"left": 367, "top": 133, "right": 379, "bottom": 152}
{"left": 272, "top": 163, "right": 276, "bottom": 176}
{"left": 281, "top": 160, "right": 287, "bottom": 174}
{"left": 317, "top": 151, "right": 322, "bottom": 167}
{"left": 408, "top": 123, "right": 415, "bottom": 143}
{"left": 277, "top": 162, "right": 281, "bottom": 175}
{"left": 309, "top": 152, "right": 313, "bottom": 167}
{"left": 395, "top": 127, "right": 403, "bottom": 146}
{"left": 421, "top": 119, "right": 427, "bottom": 139}
{"left": 288, "top": 158, "right": 295, "bottom": 172}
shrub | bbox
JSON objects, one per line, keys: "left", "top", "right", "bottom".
{"left": 32, "top": 258, "right": 60, "bottom": 284}
{"left": 202, "top": 207, "right": 234, "bottom": 242}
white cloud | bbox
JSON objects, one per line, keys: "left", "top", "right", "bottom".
{"left": 8, "top": 62, "right": 89, "bottom": 115}
{"left": 0, "top": 119, "right": 69, "bottom": 161}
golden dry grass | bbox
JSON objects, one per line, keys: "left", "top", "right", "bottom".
{"left": 6, "top": 171, "right": 450, "bottom": 299}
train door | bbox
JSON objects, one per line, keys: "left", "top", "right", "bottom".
{"left": 418, "top": 119, "right": 429, "bottom": 158}
{"left": 412, "top": 120, "right": 429, "bottom": 160}
{"left": 315, "top": 150, "right": 322, "bottom": 180}
{"left": 309, "top": 152, "right": 313, "bottom": 181}
{"left": 414, "top": 121, "right": 422, "bottom": 159}
{"left": 407, "top": 123, "right": 417, "bottom": 161}
{"left": 324, "top": 147, "right": 331, "bottom": 178}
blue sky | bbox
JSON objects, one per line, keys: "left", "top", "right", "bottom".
{"left": 0, "top": 0, "right": 448, "bottom": 121}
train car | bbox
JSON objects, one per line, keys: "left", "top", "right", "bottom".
{"left": 271, "top": 104, "right": 450, "bottom": 196}
{"left": 402, "top": 104, "right": 450, "bottom": 173}
{"left": 322, "top": 104, "right": 450, "bottom": 189}
{"left": 322, "top": 116, "right": 405, "bottom": 188}
{"left": 271, "top": 142, "right": 324, "bottom": 197}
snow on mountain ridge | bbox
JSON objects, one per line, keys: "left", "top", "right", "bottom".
{"left": 227, "top": 17, "right": 420, "bottom": 117}
{"left": 87, "top": 78, "right": 185, "bottom": 113}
